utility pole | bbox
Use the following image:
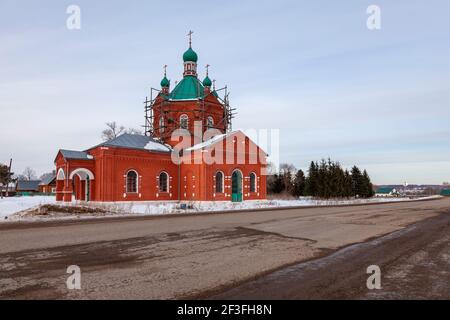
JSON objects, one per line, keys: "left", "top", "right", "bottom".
{"left": 5, "top": 158, "right": 12, "bottom": 197}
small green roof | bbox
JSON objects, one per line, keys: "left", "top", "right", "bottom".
{"left": 441, "top": 189, "right": 450, "bottom": 196}
{"left": 160, "top": 76, "right": 170, "bottom": 88}
{"left": 376, "top": 187, "right": 394, "bottom": 194}
{"left": 183, "top": 47, "right": 198, "bottom": 62}
{"left": 169, "top": 76, "right": 204, "bottom": 100}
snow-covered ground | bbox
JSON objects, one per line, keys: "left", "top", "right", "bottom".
{"left": 0, "top": 195, "right": 442, "bottom": 221}
{"left": 0, "top": 196, "right": 57, "bottom": 218}
{"left": 123, "top": 196, "right": 441, "bottom": 215}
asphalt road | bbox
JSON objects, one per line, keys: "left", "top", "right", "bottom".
{"left": 0, "top": 198, "right": 449, "bottom": 299}
{"left": 210, "top": 210, "right": 450, "bottom": 299}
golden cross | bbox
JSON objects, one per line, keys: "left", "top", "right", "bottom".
{"left": 163, "top": 64, "right": 167, "bottom": 76}
{"left": 205, "top": 64, "right": 210, "bottom": 76}
{"left": 212, "top": 79, "right": 216, "bottom": 89}
{"left": 187, "top": 30, "right": 194, "bottom": 47}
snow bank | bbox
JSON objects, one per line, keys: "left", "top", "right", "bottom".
{"left": 0, "top": 195, "right": 442, "bottom": 221}
{"left": 88, "top": 196, "right": 440, "bottom": 216}
{"left": 0, "top": 196, "right": 56, "bottom": 218}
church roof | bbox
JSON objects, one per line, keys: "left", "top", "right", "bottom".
{"left": 16, "top": 180, "right": 41, "bottom": 191}
{"left": 169, "top": 76, "right": 205, "bottom": 100}
{"left": 59, "top": 150, "right": 93, "bottom": 160}
{"left": 40, "top": 174, "right": 56, "bottom": 186}
{"left": 376, "top": 187, "right": 395, "bottom": 194}
{"left": 92, "top": 133, "right": 171, "bottom": 153}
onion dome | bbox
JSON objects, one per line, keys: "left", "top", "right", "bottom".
{"left": 203, "top": 75, "right": 212, "bottom": 87}
{"left": 160, "top": 76, "right": 170, "bottom": 88}
{"left": 183, "top": 47, "right": 198, "bottom": 62}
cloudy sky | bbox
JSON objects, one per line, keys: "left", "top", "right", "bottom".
{"left": 0, "top": 0, "right": 449, "bottom": 184}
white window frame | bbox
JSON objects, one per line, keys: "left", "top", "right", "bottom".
{"left": 249, "top": 172, "right": 257, "bottom": 193}
{"left": 126, "top": 170, "right": 139, "bottom": 193}
{"left": 215, "top": 171, "right": 224, "bottom": 193}
{"left": 159, "top": 171, "right": 169, "bottom": 193}
{"left": 180, "top": 114, "right": 189, "bottom": 129}
{"left": 207, "top": 116, "right": 214, "bottom": 128}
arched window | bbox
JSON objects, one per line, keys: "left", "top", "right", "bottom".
{"left": 180, "top": 114, "right": 189, "bottom": 129}
{"left": 249, "top": 172, "right": 256, "bottom": 193}
{"left": 159, "top": 116, "right": 165, "bottom": 133}
{"left": 126, "top": 170, "right": 138, "bottom": 193}
{"left": 215, "top": 171, "right": 224, "bottom": 193}
{"left": 159, "top": 172, "right": 168, "bottom": 192}
{"left": 207, "top": 116, "right": 214, "bottom": 128}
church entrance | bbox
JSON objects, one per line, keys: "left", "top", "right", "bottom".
{"left": 231, "top": 170, "right": 243, "bottom": 202}
{"left": 70, "top": 168, "right": 94, "bottom": 202}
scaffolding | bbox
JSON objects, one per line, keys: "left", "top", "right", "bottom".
{"left": 143, "top": 85, "right": 236, "bottom": 139}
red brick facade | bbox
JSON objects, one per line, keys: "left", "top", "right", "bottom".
{"left": 54, "top": 44, "right": 267, "bottom": 203}
{"left": 55, "top": 131, "right": 267, "bottom": 202}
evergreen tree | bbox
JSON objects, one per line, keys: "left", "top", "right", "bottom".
{"left": 362, "top": 170, "right": 375, "bottom": 198}
{"left": 292, "top": 169, "right": 306, "bottom": 197}
{"left": 351, "top": 166, "right": 365, "bottom": 197}
{"left": 0, "top": 164, "right": 13, "bottom": 186}
{"left": 268, "top": 173, "right": 285, "bottom": 194}
{"left": 305, "top": 161, "right": 318, "bottom": 196}
{"left": 317, "top": 159, "right": 328, "bottom": 198}
{"left": 344, "top": 170, "right": 353, "bottom": 197}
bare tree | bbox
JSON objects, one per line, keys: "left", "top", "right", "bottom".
{"left": 126, "top": 128, "right": 142, "bottom": 135}
{"left": 279, "top": 163, "right": 296, "bottom": 195}
{"left": 101, "top": 122, "right": 142, "bottom": 141}
{"left": 102, "top": 122, "right": 125, "bottom": 141}
{"left": 22, "top": 167, "right": 37, "bottom": 181}
{"left": 280, "top": 163, "right": 296, "bottom": 175}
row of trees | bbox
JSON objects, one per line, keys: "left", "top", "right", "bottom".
{"left": 0, "top": 164, "right": 55, "bottom": 184}
{"left": 268, "top": 160, "right": 375, "bottom": 199}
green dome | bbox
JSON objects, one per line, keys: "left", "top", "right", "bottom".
{"left": 183, "top": 47, "right": 198, "bottom": 62}
{"left": 202, "top": 75, "right": 212, "bottom": 87}
{"left": 160, "top": 76, "right": 170, "bottom": 88}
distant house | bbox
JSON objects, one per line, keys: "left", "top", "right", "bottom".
{"left": 16, "top": 180, "right": 41, "bottom": 195}
{"left": 0, "top": 184, "right": 16, "bottom": 197}
{"left": 39, "top": 174, "right": 56, "bottom": 194}
{"left": 375, "top": 187, "right": 399, "bottom": 197}
{"left": 441, "top": 189, "right": 450, "bottom": 197}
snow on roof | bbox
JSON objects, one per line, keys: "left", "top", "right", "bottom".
{"left": 89, "top": 133, "right": 171, "bottom": 153}
{"left": 144, "top": 140, "right": 171, "bottom": 152}
{"left": 185, "top": 132, "right": 231, "bottom": 151}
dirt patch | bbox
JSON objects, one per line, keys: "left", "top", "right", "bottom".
{"left": 21, "top": 204, "right": 109, "bottom": 218}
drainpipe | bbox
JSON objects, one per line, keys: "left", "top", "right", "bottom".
{"left": 177, "top": 151, "right": 181, "bottom": 203}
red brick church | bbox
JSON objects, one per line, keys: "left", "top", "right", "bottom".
{"left": 55, "top": 36, "right": 267, "bottom": 203}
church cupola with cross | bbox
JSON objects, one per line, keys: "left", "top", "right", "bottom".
{"left": 203, "top": 64, "right": 212, "bottom": 93}
{"left": 145, "top": 32, "right": 236, "bottom": 147}
{"left": 160, "top": 65, "right": 170, "bottom": 94}
{"left": 183, "top": 31, "right": 198, "bottom": 77}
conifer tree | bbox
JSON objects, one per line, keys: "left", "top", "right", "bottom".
{"left": 268, "top": 173, "right": 284, "bottom": 194}
{"left": 344, "top": 169, "right": 353, "bottom": 197}
{"left": 351, "top": 166, "right": 365, "bottom": 197}
{"left": 305, "top": 161, "right": 318, "bottom": 196}
{"left": 292, "top": 169, "right": 306, "bottom": 197}
{"left": 362, "top": 169, "right": 375, "bottom": 198}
